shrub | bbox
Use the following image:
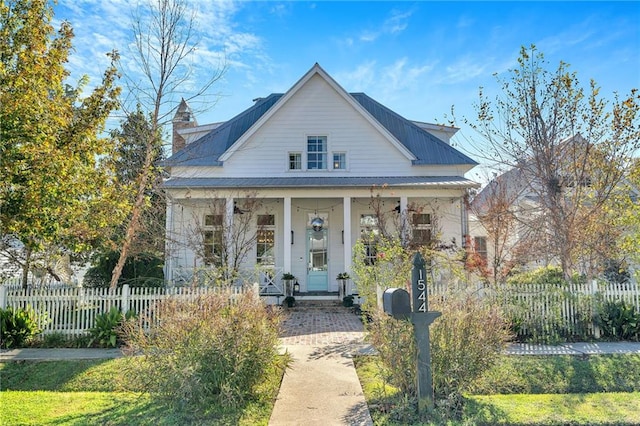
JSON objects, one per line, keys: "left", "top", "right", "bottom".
{"left": 358, "top": 240, "right": 510, "bottom": 414}
{"left": 0, "top": 306, "right": 42, "bottom": 348}
{"left": 366, "top": 311, "right": 416, "bottom": 395}
{"left": 121, "top": 292, "right": 283, "bottom": 411}
{"left": 430, "top": 291, "right": 510, "bottom": 409}
{"left": 88, "top": 306, "right": 136, "bottom": 348}
{"left": 595, "top": 299, "right": 640, "bottom": 341}
{"left": 501, "top": 267, "right": 592, "bottom": 343}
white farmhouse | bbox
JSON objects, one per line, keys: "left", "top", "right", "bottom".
{"left": 163, "top": 64, "right": 479, "bottom": 299}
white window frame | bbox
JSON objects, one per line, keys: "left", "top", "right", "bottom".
{"left": 359, "top": 214, "right": 379, "bottom": 265}
{"left": 288, "top": 152, "right": 302, "bottom": 170}
{"left": 203, "top": 214, "right": 223, "bottom": 266}
{"left": 411, "top": 213, "right": 432, "bottom": 247}
{"left": 307, "top": 135, "right": 327, "bottom": 170}
{"left": 332, "top": 152, "right": 346, "bottom": 170}
{"left": 257, "top": 214, "right": 276, "bottom": 266}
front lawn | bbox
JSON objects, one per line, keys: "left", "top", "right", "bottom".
{"left": 355, "top": 354, "right": 640, "bottom": 425}
{"left": 0, "top": 357, "right": 284, "bottom": 425}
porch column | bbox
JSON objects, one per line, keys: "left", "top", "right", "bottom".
{"left": 400, "top": 196, "right": 409, "bottom": 245}
{"left": 225, "top": 197, "right": 234, "bottom": 273}
{"left": 343, "top": 196, "right": 352, "bottom": 272}
{"left": 284, "top": 196, "right": 292, "bottom": 273}
{"left": 164, "top": 197, "right": 174, "bottom": 285}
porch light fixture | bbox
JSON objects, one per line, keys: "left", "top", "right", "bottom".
{"left": 291, "top": 230, "right": 294, "bottom": 244}
{"left": 233, "top": 202, "right": 247, "bottom": 215}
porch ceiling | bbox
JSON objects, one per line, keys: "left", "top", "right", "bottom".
{"left": 163, "top": 176, "right": 479, "bottom": 189}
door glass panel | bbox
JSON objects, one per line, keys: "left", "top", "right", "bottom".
{"left": 309, "top": 230, "right": 327, "bottom": 271}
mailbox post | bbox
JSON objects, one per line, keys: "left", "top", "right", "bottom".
{"left": 382, "top": 252, "right": 441, "bottom": 412}
{"left": 411, "top": 252, "right": 441, "bottom": 411}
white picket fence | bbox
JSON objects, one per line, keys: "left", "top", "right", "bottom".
{"left": 0, "top": 284, "right": 258, "bottom": 338}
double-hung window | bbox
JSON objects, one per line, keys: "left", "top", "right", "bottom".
{"left": 412, "top": 213, "right": 432, "bottom": 247}
{"left": 474, "top": 236, "right": 488, "bottom": 262}
{"left": 360, "top": 214, "right": 380, "bottom": 265}
{"left": 256, "top": 215, "right": 275, "bottom": 266}
{"left": 203, "top": 214, "right": 223, "bottom": 266}
{"left": 307, "top": 136, "right": 327, "bottom": 170}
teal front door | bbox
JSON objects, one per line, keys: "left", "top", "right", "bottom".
{"left": 307, "top": 229, "right": 328, "bottom": 291}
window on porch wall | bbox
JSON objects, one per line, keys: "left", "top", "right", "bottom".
{"left": 203, "top": 214, "right": 223, "bottom": 266}
{"left": 411, "top": 213, "right": 432, "bottom": 248}
{"left": 360, "top": 214, "right": 380, "bottom": 265}
{"left": 256, "top": 214, "right": 275, "bottom": 266}
{"left": 474, "top": 236, "right": 488, "bottom": 261}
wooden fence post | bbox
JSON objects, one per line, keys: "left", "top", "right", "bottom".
{"left": 121, "top": 284, "right": 130, "bottom": 314}
{"left": 0, "top": 286, "right": 7, "bottom": 309}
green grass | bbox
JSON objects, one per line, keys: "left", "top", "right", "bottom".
{"left": 0, "top": 357, "right": 284, "bottom": 425}
{"left": 355, "top": 354, "right": 640, "bottom": 425}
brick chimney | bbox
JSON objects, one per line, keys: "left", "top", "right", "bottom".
{"left": 172, "top": 98, "right": 198, "bottom": 154}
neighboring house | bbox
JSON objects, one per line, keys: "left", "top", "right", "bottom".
{"left": 163, "top": 64, "right": 479, "bottom": 298}
{"left": 470, "top": 149, "right": 639, "bottom": 282}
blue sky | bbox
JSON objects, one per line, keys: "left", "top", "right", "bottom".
{"left": 54, "top": 1, "right": 640, "bottom": 180}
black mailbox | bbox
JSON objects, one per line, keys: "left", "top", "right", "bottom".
{"left": 383, "top": 288, "right": 411, "bottom": 320}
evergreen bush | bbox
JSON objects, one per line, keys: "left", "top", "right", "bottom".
{"left": 0, "top": 306, "right": 42, "bottom": 348}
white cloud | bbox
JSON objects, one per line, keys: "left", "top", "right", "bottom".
{"left": 335, "top": 61, "right": 377, "bottom": 92}
{"left": 383, "top": 9, "right": 412, "bottom": 34}
{"left": 358, "top": 7, "right": 413, "bottom": 43}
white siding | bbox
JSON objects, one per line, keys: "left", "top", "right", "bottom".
{"left": 216, "top": 75, "right": 413, "bottom": 178}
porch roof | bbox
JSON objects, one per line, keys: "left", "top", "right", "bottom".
{"left": 163, "top": 175, "right": 479, "bottom": 189}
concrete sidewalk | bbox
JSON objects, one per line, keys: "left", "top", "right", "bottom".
{"left": 506, "top": 341, "right": 640, "bottom": 355}
{"left": 270, "top": 343, "right": 373, "bottom": 426}
{"left": 269, "top": 310, "right": 373, "bottom": 426}
{"left": 0, "top": 347, "right": 123, "bottom": 361}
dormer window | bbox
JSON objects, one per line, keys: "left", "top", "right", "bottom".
{"left": 307, "top": 136, "right": 327, "bottom": 170}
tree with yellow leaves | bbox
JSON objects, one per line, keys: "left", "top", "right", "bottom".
{"left": 0, "top": 0, "right": 124, "bottom": 288}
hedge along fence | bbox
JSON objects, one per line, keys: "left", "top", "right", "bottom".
{"left": 0, "top": 284, "right": 259, "bottom": 339}
{"left": 427, "top": 277, "right": 640, "bottom": 343}
{"left": 490, "top": 280, "right": 640, "bottom": 342}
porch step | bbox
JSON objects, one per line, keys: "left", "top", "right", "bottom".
{"left": 290, "top": 297, "right": 346, "bottom": 311}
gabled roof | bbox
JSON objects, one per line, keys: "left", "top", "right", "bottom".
{"left": 164, "top": 64, "right": 477, "bottom": 168}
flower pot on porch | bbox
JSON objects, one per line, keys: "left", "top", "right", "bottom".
{"left": 283, "top": 296, "right": 296, "bottom": 308}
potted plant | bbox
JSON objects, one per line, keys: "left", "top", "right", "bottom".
{"left": 342, "top": 295, "right": 354, "bottom": 308}
{"left": 336, "top": 272, "right": 350, "bottom": 280}
{"left": 283, "top": 296, "right": 296, "bottom": 308}
{"left": 282, "top": 272, "right": 296, "bottom": 296}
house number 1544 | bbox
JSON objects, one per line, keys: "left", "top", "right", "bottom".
{"left": 416, "top": 269, "right": 427, "bottom": 313}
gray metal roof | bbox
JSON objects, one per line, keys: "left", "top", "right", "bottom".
{"left": 164, "top": 91, "right": 477, "bottom": 168}
{"left": 164, "top": 176, "right": 479, "bottom": 189}
{"left": 165, "top": 94, "right": 283, "bottom": 167}
{"left": 350, "top": 93, "right": 477, "bottom": 166}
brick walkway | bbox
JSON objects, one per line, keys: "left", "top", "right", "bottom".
{"left": 278, "top": 309, "right": 367, "bottom": 346}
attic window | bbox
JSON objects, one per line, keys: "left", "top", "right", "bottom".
{"left": 333, "top": 152, "right": 346, "bottom": 170}
{"left": 307, "top": 136, "right": 327, "bottom": 170}
{"left": 289, "top": 152, "right": 302, "bottom": 170}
